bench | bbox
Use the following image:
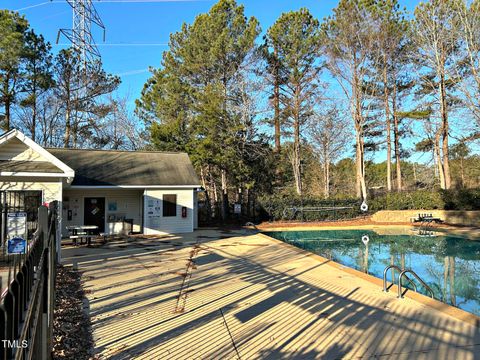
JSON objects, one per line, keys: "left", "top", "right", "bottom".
{"left": 413, "top": 213, "right": 444, "bottom": 224}
{"left": 99, "top": 232, "right": 110, "bottom": 243}
{"left": 70, "top": 232, "right": 93, "bottom": 246}
{"left": 67, "top": 225, "right": 99, "bottom": 246}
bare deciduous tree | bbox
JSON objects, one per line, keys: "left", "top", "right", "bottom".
{"left": 411, "top": 0, "right": 459, "bottom": 189}
{"left": 450, "top": 0, "right": 480, "bottom": 133}
{"left": 323, "top": 0, "right": 380, "bottom": 200}
{"left": 308, "top": 104, "right": 351, "bottom": 198}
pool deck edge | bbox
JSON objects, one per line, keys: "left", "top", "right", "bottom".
{"left": 257, "top": 232, "right": 480, "bottom": 328}
{"left": 256, "top": 223, "right": 480, "bottom": 240}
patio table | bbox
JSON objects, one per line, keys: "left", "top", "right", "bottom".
{"left": 67, "top": 225, "right": 99, "bottom": 246}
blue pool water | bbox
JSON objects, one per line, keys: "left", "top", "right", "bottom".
{"left": 265, "top": 229, "right": 480, "bottom": 316}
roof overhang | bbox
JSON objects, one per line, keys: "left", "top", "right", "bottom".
{"left": 68, "top": 185, "right": 202, "bottom": 189}
{"left": 0, "top": 129, "right": 75, "bottom": 182}
{"left": 0, "top": 172, "right": 72, "bottom": 178}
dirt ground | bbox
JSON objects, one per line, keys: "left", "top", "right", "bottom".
{"left": 53, "top": 265, "right": 96, "bottom": 360}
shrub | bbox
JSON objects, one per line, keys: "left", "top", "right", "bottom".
{"left": 368, "top": 188, "right": 480, "bottom": 211}
{"left": 439, "top": 188, "right": 480, "bottom": 210}
{"left": 369, "top": 191, "right": 444, "bottom": 211}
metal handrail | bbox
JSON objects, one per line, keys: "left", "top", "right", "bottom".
{"left": 245, "top": 222, "right": 258, "bottom": 230}
{"left": 398, "top": 269, "right": 435, "bottom": 299}
{"left": 382, "top": 265, "right": 417, "bottom": 293}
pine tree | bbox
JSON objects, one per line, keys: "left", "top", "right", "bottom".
{"left": 323, "top": 0, "right": 379, "bottom": 200}
{"left": 267, "top": 8, "right": 321, "bottom": 196}
{"left": 369, "top": 0, "right": 409, "bottom": 191}
{"left": 137, "top": 0, "right": 260, "bottom": 220}
{"left": 0, "top": 10, "right": 28, "bottom": 130}
{"left": 21, "top": 30, "right": 54, "bottom": 141}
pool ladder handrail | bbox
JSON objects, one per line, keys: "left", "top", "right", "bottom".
{"left": 383, "top": 265, "right": 417, "bottom": 293}
{"left": 383, "top": 265, "right": 435, "bottom": 299}
{"left": 398, "top": 269, "right": 434, "bottom": 299}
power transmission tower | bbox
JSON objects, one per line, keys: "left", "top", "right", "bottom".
{"left": 56, "top": 0, "right": 106, "bottom": 73}
{"left": 55, "top": 0, "right": 106, "bottom": 148}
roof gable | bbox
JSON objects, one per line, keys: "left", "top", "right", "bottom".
{"left": 0, "top": 137, "right": 48, "bottom": 162}
{"left": 0, "top": 130, "right": 75, "bottom": 178}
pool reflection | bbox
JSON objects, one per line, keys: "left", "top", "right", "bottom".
{"left": 265, "top": 230, "right": 480, "bottom": 316}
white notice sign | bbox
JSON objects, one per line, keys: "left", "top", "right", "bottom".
{"left": 234, "top": 204, "right": 241, "bottom": 214}
{"left": 7, "top": 212, "right": 27, "bottom": 239}
{"left": 147, "top": 198, "right": 161, "bottom": 229}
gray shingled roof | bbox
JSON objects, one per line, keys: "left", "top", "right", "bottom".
{"left": 47, "top": 148, "right": 200, "bottom": 187}
{"left": 0, "top": 160, "right": 62, "bottom": 173}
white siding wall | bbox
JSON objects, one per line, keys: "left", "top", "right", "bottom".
{"left": 0, "top": 177, "right": 62, "bottom": 203}
{"left": 62, "top": 189, "right": 143, "bottom": 236}
{"left": 0, "top": 138, "right": 47, "bottom": 162}
{"left": 0, "top": 177, "right": 64, "bottom": 245}
{"left": 144, "top": 189, "right": 194, "bottom": 235}
{"left": 193, "top": 190, "right": 198, "bottom": 229}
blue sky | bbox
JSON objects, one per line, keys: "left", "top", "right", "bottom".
{"left": 4, "top": 0, "right": 420, "bottom": 108}
{"left": 4, "top": 0, "right": 432, "bottom": 162}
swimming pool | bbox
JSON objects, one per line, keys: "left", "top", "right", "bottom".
{"left": 264, "top": 229, "right": 480, "bottom": 316}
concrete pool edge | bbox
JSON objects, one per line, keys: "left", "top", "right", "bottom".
{"left": 256, "top": 231, "right": 480, "bottom": 328}
{"left": 257, "top": 223, "right": 480, "bottom": 240}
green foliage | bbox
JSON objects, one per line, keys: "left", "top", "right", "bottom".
{"left": 20, "top": 30, "right": 54, "bottom": 141}
{"left": 265, "top": 9, "right": 322, "bottom": 195}
{"left": 22, "top": 30, "right": 54, "bottom": 101}
{"left": 137, "top": 0, "right": 261, "bottom": 166}
{"left": 440, "top": 188, "right": 480, "bottom": 210}
{"left": 267, "top": 9, "right": 321, "bottom": 87}
{"left": 0, "top": 10, "right": 29, "bottom": 129}
{"left": 136, "top": 0, "right": 269, "bottom": 220}
{"left": 330, "top": 158, "right": 356, "bottom": 197}
{"left": 450, "top": 142, "right": 469, "bottom": 159}
{"left": 369, "top": 190, "right": 444, "bottom": 210}
{"left": 0, "top": 10, "right": 28, "bottom": 70}
{"left": 415, "top": 138, "right": 434, "bottom": 152}
{"left": 369, "top": 188, "right": 480, "bottom": 211}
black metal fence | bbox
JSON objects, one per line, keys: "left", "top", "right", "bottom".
{"left": 0, "top": 201, "right": 58, "bottom": 360}
{"left": 258, "top": 198, "right": 365, "bottom": 222}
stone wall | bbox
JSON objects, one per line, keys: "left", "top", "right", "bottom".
{"left": 372, "top": 210, "right": 480, "bottom": 227}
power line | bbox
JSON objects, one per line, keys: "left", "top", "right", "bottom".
{"left": 15, "top": 0, "right": 212, "bottom": 10}
{"left": 15, "top": 2, "right": 52, "bottom": 11}
{"left": 54, "top": 43, "right": 169, "bottom": 46}
{"left": 81, "top": 0, "right": 212, "bottom": 2}
{"left": 116, "top": 68, "right": 150, "bottom": 76}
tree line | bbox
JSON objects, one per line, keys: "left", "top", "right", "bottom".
{"left": 136, "top": 0, "right": 480, "bottom": 220}
{"left": 2, "top": 1, "right": 480, "bottom": 222}
{"left": 0, "top": 9, "right": 143, "bottom": 149}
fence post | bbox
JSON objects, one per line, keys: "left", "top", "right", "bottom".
{"left": 1, "top": 191, "right": 6, "bottom": 255}
{"left": 38, "top": 207, "right": 48, "bottom": 250}
{"left": 47, "top": 202, "right": 58, "bottom": 360}
{"left": 37, "top": 206, "right": 49, "bottom": 360}
{"left": 56, "top": 213, "right": 61, "bottom": 264}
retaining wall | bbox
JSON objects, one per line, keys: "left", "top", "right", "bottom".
{"left": 372, "top": 210, "right": 480, "bottom": 227}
